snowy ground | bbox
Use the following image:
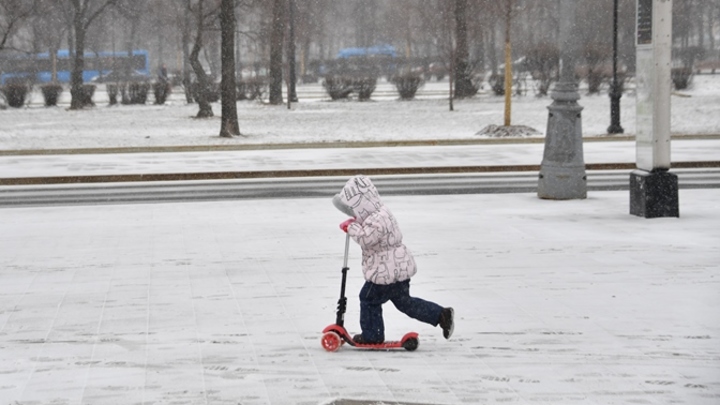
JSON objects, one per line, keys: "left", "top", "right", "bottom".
{"left": 1, "top": 75, "right": 720, "bottom": 151}
{"left": 0, "top": 73, "right": 718, "bottom": 405}
{"left": 0, "top": 190, "right": 718, "bottom": 404}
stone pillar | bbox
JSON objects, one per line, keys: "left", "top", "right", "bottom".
{"left": 538, "top": 0, "right": 586, "bottom": 200}
{"left": 630, "top": 0, "right": 679, "bottom": 218}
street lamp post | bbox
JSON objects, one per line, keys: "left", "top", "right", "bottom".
{"left": 538, "top": 0, "right": 586, "bottom": 200}
{"left": 608, "top": 0, "right": 624, "bottom": 134}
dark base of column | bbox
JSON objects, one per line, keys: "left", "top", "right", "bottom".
{"left": 607, "top": 124, "right": 624, "bottom": 134}
{"left": 629, "top": 169, "right": 679, "bottom": 218}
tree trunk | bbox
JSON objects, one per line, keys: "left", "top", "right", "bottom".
{"left": 182, "top": 0, "right": 193, "bottom": 103}
{"left": 69, "top": 13, "right": 86, "bottom": 110}
{"left": 219, "top": 0, "right": 240, "bottom": 137}
{"left": 190, "top": 0, "right": 213, "bottom": 118}
{"left": 489, "top": 19, "right": 498, "bottom": 75}
{"left": 445, "top": 0, "right": 454, "bottom": 111}
{"left": 68, "top": 0, "right": 117, "bottom": 110}
{"left": 453, "top": 0, "right": 474, "bottom": 98}
{"left": 268, "top": 0, "right": 285, "bottom": 105}
{"left": 286, "top": 0, "right": 298, "bottom": 103}
{"left": 503, "top": 5, "right": 513, "bottom": 126}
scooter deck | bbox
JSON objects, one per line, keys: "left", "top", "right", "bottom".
{"left": 322, "top": 325, "right": 418, "bottom": 351}
{"left": 350, "top": 340, "right": 412, "bottom": 350}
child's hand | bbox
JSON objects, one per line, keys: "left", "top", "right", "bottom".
{"left": 339, "top": 218, "right": 356, "bottom": 233}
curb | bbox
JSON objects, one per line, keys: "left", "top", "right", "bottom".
{"left": 1, "top": 134, "right": 719, "bottom": 156}
{"left": 2, "top": 161, "right": 719, "bottom": 186}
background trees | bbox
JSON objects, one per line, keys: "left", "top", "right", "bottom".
{"left": 0, "top": 0, "right": 37, "bottom": 52}
{"left": 1, "top": 0, "right": 719, "bottom": 107}
{"left": 66, "top": 0, "right": 118, "bottom": 109}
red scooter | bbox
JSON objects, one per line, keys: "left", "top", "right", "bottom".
{"left": 321, "top": 234, "right": 419, "bottom": 352}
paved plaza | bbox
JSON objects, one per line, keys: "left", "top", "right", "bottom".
{"left": 1, "top": 188, "right": 718, "bottom": 404}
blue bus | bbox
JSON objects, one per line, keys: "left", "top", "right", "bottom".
{"left": 336, "top": 44, "right": 397, "bottom": 59}
{"left": 0, "top": 49, "right": 150, "bottom": 85}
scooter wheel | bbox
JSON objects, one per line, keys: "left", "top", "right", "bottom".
{"left": 402, "top": 337, "right": 419, "bottom": 351}
{"left": 321, "top": 331, "right": 342, "bottom": 352}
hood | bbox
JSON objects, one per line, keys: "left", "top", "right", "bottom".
{"left": 334, "top": 175, "right": 383, "bottom": 223}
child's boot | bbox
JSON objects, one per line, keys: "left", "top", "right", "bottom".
{"left": 439, "top": 307, "right": 454, "bottom": 339}
{"left": 353, "top": 334, "right": 383, "bottom": 344}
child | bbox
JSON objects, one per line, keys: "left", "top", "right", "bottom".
{"left": 332, "top": 175, "right": 454, "bottom": 344}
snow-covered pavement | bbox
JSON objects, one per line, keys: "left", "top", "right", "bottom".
{"left": 1, "top": 189, "right": 718, "bottom": 404}
{"left": 1, "top": 138, "right": 718, "bottom": 180}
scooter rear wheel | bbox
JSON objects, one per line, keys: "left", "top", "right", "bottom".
{"left": 321, "top": 331, "right": 342, "bottom": 352}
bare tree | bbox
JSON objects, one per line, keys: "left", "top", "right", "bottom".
{"left": 169, "top": 0, "right": 195, "bottom": 103}
{"left": 286, "top": 0, "right": 297, "bottom": 103}
{"left": 66, "top": 0, "right": 118, "bottom": 109}
{"left": 0, "top": 0, "right": 38, "bottom": 52}
{"left": 219, "top": 0, "right": 239, "bottom": 137}
{"left": 268, "top": 0, "right": 284, "bottom": 104}
{"left": 453, "top": 0, "right": 474, "bottom": 98}
{"left": 29, "top": 1, "right": 68, "bottom": 83}
{"left": 115, "top": 0, "right": 146, "bottom": 79}
{"left": 188, "top": 0, "right": 216, "bottom": 118}
{"left": 489, "top": 0, "right": 525, "bottom": 126}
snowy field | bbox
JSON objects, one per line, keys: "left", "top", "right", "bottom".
{"left": 0, "top": 190, "right": 718, "bottom": 404}
{"left": 1, "top": 75, "right": 720, "bottom": 151}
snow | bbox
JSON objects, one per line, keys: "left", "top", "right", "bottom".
{"left": 1, "top": 75, "right": 720, "bottom": 150}
{"left": 0, "top": 75, "right": 719, "bottom": 404}
{"left": 0, "top": 191, "right": 718, "bottom": 404}
{"left": 1, "top": 139, "right": 718, "bottom": 179}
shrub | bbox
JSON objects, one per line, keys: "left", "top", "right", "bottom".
{"left": 301, "top": 74, "right": 318, "bottom": 84}
{"left": 107, "top": 84, "right": 119, "bottom": 105}
{"left": 2, "top": 84, "right": 29, "bottom": 108}
{"left": 190, "top": 82, "right": 220, "bottom": 103}
{"left": 587, "top": 71, "right": 605, "bottom": 94}
{"left": 123, "top": 82, "right": 149, "bottom": 104}
{"left": 238, "top": 78, "right": 267, "bottom": 101}
{"left": 392, "top": 74, "right": 424, "bottom": 100}
{"left": 523, "top": 43, "right": 559, "bottom": 97}
{"left": 236, "top": 81, "right": 248, "bottom": 100}
{"left": 323, "top": 75, "right": 353, "bottom": 100}
{"left": 353, "top": 76, "right": 377, "bottom": 101}
{"left": 153, "top": 82, "right": 171, "bottom": 104}
{"left": 79, "top": 84, "right": 96, "bottom": 107}
{"left": 582, "top": 43, "right": 611, "bottom": 94}
{"left": 534, "top": 76, "right": 553, "bottom": 97}
{"left": 488, "top": 74, "right": 505, "bottom": 96}
{"left": 454, "top": 64, "right": 481, "bottom": 98}
{"left": 672, "top": 67, "right": 693, "bottom": 90}
{"left": 40, "top": 84, "right": 63, "bottom": 107}
{"left": 322, "top": 74, "right": 377, "bottom": 101}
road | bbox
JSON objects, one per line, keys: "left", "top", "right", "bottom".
{"left": 2, "top": 168, "right": 719, "bottom": 207}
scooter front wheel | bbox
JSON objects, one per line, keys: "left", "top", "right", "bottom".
{"left": 402, "top": 337, "right": 419, "bottom": 351}
{"left": 321, "top": 331, "right": 342, "bottom": 352}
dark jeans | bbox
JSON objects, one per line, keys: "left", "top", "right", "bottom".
{"left": 359, "top": 279, "right": 443, "bottom": 343}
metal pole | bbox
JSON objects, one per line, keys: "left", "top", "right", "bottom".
{"left": 608, "top": 0, "right": 624, "bottom": 134}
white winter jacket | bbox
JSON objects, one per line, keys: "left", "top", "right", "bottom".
{"left": 333, "top": 175, "right": 417, "bottom": 285}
